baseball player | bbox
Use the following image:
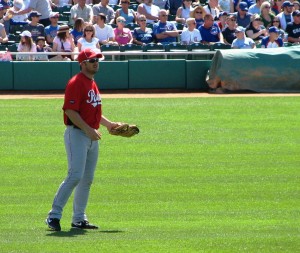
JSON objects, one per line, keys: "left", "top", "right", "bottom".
{"left": 45, "top": 48, "right": 120, "bottom": 232}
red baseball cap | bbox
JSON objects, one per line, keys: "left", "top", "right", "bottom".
{"left": 78, "top": 48, "right": 104, "bottom": 64}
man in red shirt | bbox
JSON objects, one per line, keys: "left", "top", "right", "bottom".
{"left": 46, "top": 49, "right": 119, "bottom": 232}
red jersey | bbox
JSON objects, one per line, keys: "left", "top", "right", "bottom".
{"left": 63, "top": 72, "right": 102, "bottom": 129}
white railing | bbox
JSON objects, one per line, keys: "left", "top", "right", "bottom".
{"left": 5, "top": 50, "right": 215, "bottom": 61}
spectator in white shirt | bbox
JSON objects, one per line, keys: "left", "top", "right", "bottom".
{"left": 180, "top": 17, "right": 202, "bottom": 44}
{"left": 93, "top": 13, "right": 118, "bottom": 45}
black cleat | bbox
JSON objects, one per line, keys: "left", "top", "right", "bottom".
{"left": 71, "top": 220, "right": 98, "bottom": 229}
{"left": 45, "top": 218, "right": 61, "bottom": 231}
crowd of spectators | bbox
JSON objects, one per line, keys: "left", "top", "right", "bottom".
{"left": 0, "top": 0, "right": 300, "bottom": 61}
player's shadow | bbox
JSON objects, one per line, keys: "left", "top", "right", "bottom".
{"left": 46, "top": 228, "right": 88, "bottom": 237}
{"left": 46, "top": 228, "right": 124, "bottom": 237}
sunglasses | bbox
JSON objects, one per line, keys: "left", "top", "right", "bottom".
{"left": 85, "top": 29, "right": 93, "bottom": 32}
{"left": 254, "top": 18, "right": 262, "bottom": 21}
{"left": 139, "top": 19, "right": 146, "bottom": 21}
{"left": 117, "top": 20, "right": 126, "bottom": 23}
{"left": 121, "top": 1, "right": 129, "bottom": 3}
{"left": 230, "top": 19, "right": 236, "bottom": 21}
{"left": 83, "top": 58, "right": 99, "bottom": 63}
{"left": 264, "top": 6, "right": 271, "bottom": 8}
{"left": 195, "top": 11, "right": 202, "bottom": 14}
{"left": 273, "top": 20, "right": 280, "bottom": 22}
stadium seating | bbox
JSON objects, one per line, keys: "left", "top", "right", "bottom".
{"left": 119, "top": 44, "right": 144, "bottom": 60}
{"left": 210, "top": 42, "right": 231, "bottom": 51}
{"left": 165, "top": 42, "right": 189, "bottom": 59}
{"left": 100, "top": 44, "right": 121, "bottom": 61}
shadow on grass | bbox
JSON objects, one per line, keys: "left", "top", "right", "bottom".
{"left": 46, "top": 228, "right": 124, "bottom": 237}
{"left": 46, "top": 228, "right": 87, "bottom": 237}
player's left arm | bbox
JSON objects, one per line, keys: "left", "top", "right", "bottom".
{"left": 100, "top": 116, "right": 120, "bottom": 132}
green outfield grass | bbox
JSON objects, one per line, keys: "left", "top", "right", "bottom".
{"left": 0, "top": 97, "right": 299, "bottom": 253}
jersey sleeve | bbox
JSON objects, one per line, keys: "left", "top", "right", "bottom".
{"left": 62, "top": 77, "right": 81, "bottom": 112}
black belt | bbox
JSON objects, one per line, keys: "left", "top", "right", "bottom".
{"left": 68, "top": 124, "right": 80, "bottom": 129}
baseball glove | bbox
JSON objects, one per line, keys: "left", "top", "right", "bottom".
{"left": 109, "top": 123, "right": 139, "bottom": 137}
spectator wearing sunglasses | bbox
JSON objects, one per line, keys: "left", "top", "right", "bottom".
{"left": 190, "top": 5, "right": 206, "bottom": 29}
{"left": 77, "top": 24, "right": 101, "bottom": 52}
{"left": 199, "top": 13, "right": 224, "bottom": 44}
{"left": 245, "top": 13, "right": 267, "bottom": 42}
{"left": 137, "top": 0, "right": 160, "bottom": 24}
{"left": 153, "top": 9, "right": 178, "bottom": 44}
{"left": 133, "top": 14, "right": 154, "bottom": 45}
{"left": 115, "top": 0, "right": 137, "bottom": 25}
{"left": 176, "top": 0, "right": 194, "bottom": 24}
{"left": 260, "top": 1, "right": 275, "bottom": 28}
{"left": 222, "top": 14, "right": 237, "bottom": 44}
{"left": 114, "top": 16, "right": 133, "bottom": 45}
{"left": 180, "top": 17, "right": 202, "bottom": 44}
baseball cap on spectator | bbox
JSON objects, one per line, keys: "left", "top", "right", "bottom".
{"left": 49, "top": 12, "right": 59, "bottom": 18}
{"left": 235, "top": 26, "right": 246, "bottom": 32}
{"left": 239, "top": 2, "right": 248, "bottom": 11}
{"left": 294, "top": 1, "right": 300, "bottom": 5}
{"left": 20, "top": 30, "right": 32, "bottom": 37}
{"left": 282, "top": 1, "right": 293, "bottom": 8}
{"left": 0, "top": 0, "right": 9, "bottom": 9}
{"left": 268, "top": 26, "right": 279, "bottom": 33}
{"left": 219, "top": 11, "right": 228, "bottom": 18}
{"left": 13, "top": 0, "right": 24, "bottom": 9}
{"left": 29, "top": 11, "right": 42, "bottom": 19}
{"left": 77, "top": 48, "right": 104, "bottom": 64}
{"left": 292, "top": 10, "right": 300, "bottom": 16}
{"left": 0, "top": 4, "right": 4, "bottom": 10}
{"left": 57, "top": 25, "right": 70, "bottom": 33}
{"left": 36, "top": 36, "right": 46, "bottom": 42}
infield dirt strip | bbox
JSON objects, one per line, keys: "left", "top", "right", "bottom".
{"left": 0, "top": 91, "right": 300, "bottom": 99}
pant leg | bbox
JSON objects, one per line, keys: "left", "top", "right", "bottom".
{"left": 72, "top": 140, "right": 99, "bottom": 223}
{"left": 48, "top": 127, "right": 90, "bottom": 220}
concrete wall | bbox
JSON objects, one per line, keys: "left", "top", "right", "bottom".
{"left": 0, "top": 60, "right": 211, "bottom": 91}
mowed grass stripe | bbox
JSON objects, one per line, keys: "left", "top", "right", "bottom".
{"left": 0, "top": 97, "right": 299, "bottom": 252}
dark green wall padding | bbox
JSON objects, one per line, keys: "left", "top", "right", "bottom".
{"left": 0, "top": 60, "right": 211, "bottom": 91}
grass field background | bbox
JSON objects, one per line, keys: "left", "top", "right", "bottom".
{"left": 0, "top": 97, "right": 299, "bottom": 252}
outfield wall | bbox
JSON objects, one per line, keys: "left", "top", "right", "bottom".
{"left": 0, "top": 60, "right": 211, "bottom": 91}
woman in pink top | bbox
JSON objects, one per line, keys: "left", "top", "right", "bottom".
{"left": 114, "top": 16, "right": 133, "bottom": 45}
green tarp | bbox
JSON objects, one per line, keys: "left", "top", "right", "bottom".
{"left": 206, "top": 46, "right": 300, "bottom": 92}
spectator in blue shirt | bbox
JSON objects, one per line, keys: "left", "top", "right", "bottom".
{"left": 133, "top": 14, "right": 154, "bottom": 45}
{"left": 199, "top": 13, "right": 224, "bottom": 44}
{"left": 45, "top": 12, "right": 60, "bottom": 46}
{"left": 261, "top": 26, "right": 283, "bottom": 48}
{"left": 153, "top": 9, "right": 178, "bottom": 44}
{"left": 234, "top": 2, "right": 252, "bottom": 28}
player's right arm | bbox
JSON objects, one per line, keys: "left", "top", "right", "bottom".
{"left": 65, "top": 109, "right": 101, "bottom": 141}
